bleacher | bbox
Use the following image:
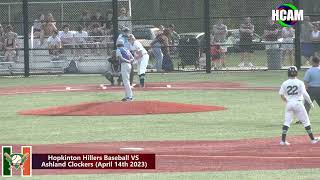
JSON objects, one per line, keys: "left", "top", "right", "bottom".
{"left": 0, "top": 28, "right": 114, "bottom": 75}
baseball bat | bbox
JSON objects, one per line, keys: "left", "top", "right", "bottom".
{"left": 22, "top": 153, "right": 29, "bottom": 160}
{"left": 4, "top": 152, "right": 12, "bottom": 160}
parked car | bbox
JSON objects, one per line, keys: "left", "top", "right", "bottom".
{"left": 132, "top": 25, "right": 159, "bottom": 49}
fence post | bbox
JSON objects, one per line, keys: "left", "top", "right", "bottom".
{"left": 8, "top": 4, "right": 11, "bottom": 24}
{"left": 23, "top": 0, "right": 30, "bottom": 77}
{"left": 112, "top": 0, "right": 119, "bottom": 50}
{"left": 204, "top": 0, "right": 211, "bottom": 73}
{"left": 61, "top": 3, "right": 64, "bottom": 25}
{"left": 294, "top": 0, "right": 301, "bottom": 69}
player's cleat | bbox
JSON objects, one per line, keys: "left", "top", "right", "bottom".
{"left": 280, "top": 141, "right": 290, "bottom": 146}
{"left": 121, "top": 97, "right": 133, "bottom": 102}
{"left": 121, "top": 98, "right": 128, "bottom": 102}
{"left": 311, "top": 138, "right": 320, "bottom": 144}
{"left": 126, "top": 97, "right": 133, "bottom": 101}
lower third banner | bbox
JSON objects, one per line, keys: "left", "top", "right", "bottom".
{"left": 32, "top": 154, "right": 155, "bottom": 169}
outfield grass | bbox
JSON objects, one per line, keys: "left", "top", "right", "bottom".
{"left": 1, "top": 71, "right": 319, "bottom": 179}
{"left": 225, "top": 50, "right": 267, "bottom": 67}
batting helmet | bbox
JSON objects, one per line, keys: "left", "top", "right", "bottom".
{"left": 116, "top": 39, "right": 124, "bottom": 45}
{"left": 288, "top": 66, "right": 298, "bottom": 77}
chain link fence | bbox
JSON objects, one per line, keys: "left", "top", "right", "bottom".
{"left": 209, "top": 0, "right": 294, "bottom": 71}
{"left": 0, "top": 0, "right": 126, "bottom": 76}
{"left": 0, "top": 0, "right": 319, "bottom": 76}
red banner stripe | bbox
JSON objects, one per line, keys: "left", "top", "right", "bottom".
{"left": 22, "top": 146, "right": 32, "bottom": 176}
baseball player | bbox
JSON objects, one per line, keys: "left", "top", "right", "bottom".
{"left": 116, "top": 39, "right": 134, "bottom": 101}
{"left": 128, "top": 34, "right": 149, "bottom": 88}
{"left": 279, "top": 66, "right": 318, "bottom": 145}
{"left": 104, "top": 50, "right": 122, "bottom": 86}
{"left": 117, "top": 27, "right": 134, "bottom": 85}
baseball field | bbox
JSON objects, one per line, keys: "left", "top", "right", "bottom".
{"left": 1, "top": 71, "right": 320, "bottom": 179}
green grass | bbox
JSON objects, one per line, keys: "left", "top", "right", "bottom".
{"left": 225, "top": 50, "right": 268, "bottom": 67}
{"left": 1, "top": 90, "right": 319, "bottom": 145}
{"left": 1, "top": 71, "right": 319, "bottom": 179}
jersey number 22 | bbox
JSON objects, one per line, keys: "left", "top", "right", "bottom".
{"left": 287, "top": 85, "right": 298, "bottom": 95}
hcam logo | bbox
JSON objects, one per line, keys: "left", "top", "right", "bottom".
{"left": 2, "top": 146, "right": 32, "bottom": 177}
{"left": 272, "top": 3, "right": 304, "bottom": 27}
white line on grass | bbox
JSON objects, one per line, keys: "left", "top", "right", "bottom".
{"left": 0, "top": 90, "right": 67, "bottom": 95}
{"left": 0, "top": 88, "right": 88, "bottom": 95}
{"left": 120, "top": 147, "right": 145, "bottom": 151}
{"left": 68, "top": 88, "right": 86, "bottom": 91}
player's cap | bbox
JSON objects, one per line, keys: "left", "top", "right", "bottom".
{"left": 288, "top": 66, "right": 298, "bottom": 77}
{"left": 116, "top": 39, "right": 124, "bottom": 45}
{"left": 122, "top": 27, "right": 130, "bottom": 32}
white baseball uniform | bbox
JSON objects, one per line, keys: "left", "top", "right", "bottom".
{"left": 279, "top": 78, "right": 313, "bottom": 127}
{"left": 116, "top": 47, "right": 134, "bottom": 99}
{"left": 129, "top": 40, "right": 149, "bottom": 75}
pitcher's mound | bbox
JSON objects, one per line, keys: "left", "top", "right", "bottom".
{"left": 18, "top": 101, "right": 226, "bottom": 116}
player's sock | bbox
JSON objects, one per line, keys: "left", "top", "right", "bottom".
{"left": 305, "top": 126, "right": 315, "bottom": 140}
{"left": 139, "top": 74, "right": 145, "bottom": 87}
{"left": 282, "top": 125, "right": 289, "bottom": 142}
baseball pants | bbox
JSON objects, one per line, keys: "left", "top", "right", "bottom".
{"left": 284, "top": 101, "right": 311, "bottom": 128}
{"left": 137, "top": 54, "right": 149, "bottom": 75}
{"left": 121, "top": 62, "right": 133, "bottom": 98}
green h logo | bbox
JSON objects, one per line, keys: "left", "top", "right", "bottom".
{"left": 2, "top": 146, "right": 32, "bottom": 177}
